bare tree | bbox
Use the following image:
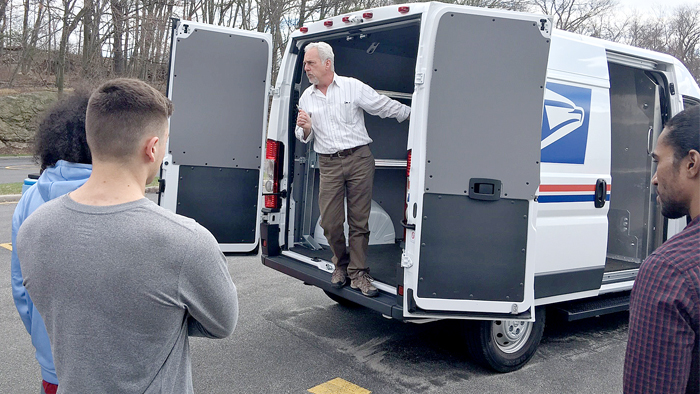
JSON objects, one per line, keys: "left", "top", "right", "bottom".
{"left": 528, "top": 0, "right": 617, "bottom": 32}
{"left": 56, "top": 0, "right": 88, "bottom": 94}
{"left": 669, "top": 5, "right": 700, "bottom": 78}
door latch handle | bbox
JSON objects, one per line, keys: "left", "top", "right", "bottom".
{"left": 594, "top": 179, "right": 607, "bottom": 208}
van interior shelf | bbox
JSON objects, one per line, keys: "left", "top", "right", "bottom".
{"left": 375, "top": 159, "right": 407, "bottom": 168}
{"left": 375, "top": 90, "right": 413, "bottom": 100}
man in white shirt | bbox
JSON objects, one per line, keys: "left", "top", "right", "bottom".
{"left": 295, "top": 42, "right": 410, "bottom": 297}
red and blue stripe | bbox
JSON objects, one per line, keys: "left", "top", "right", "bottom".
{"left": 538, "top": 184, "right": 611, "bottom": 203}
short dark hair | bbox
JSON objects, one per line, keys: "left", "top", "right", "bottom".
{"left": 33, "top": 90, "right": 92, "bottom": 172}
{"left": 86, "top": 78, "right": 173, "bottom": 160}
{"left": 664, "top": 105, "right": 700, "bottom": 166}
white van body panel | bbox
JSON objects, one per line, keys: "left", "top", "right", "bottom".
{"left": 534, "top": 32, "right": 611, "bottom": 296}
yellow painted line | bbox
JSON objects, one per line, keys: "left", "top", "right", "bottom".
{"left": 308, "top": 378, "right": 371, "bottom": 394}
{"left": 0, "top": 243, "right": 12, "bottom": 251}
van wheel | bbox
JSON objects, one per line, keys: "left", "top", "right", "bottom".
{"left": 323, "top": 290, "right": 357, "bottom": 307}
{"left": 466, "top": 307, "right": 545, "bottom": 372}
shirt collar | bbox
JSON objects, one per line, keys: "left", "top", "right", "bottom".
{"left": 311, "top": 73, "right": 341, "bottom": 95}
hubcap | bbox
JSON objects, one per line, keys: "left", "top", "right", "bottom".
{"left": 491, "top": 319, "right": 533, "bottom": 354}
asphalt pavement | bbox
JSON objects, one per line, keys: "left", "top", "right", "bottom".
{"left": 0, "top": 197, "right": 629, "bottom": 393}
{"left": 0, "top": 156, "right": 40, "bottom": 185}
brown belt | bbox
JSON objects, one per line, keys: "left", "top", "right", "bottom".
{"left": 317, "top": 144, "right": 367, "bottom": 158}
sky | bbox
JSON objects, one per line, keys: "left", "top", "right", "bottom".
{"left": 616, "top": 0, "right": 699, "bottom": 15}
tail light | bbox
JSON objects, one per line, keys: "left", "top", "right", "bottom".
{"left": 263, "top": 139, "right": 284, "bottom": 209}
{"left": 406, "top": 149, "right": 412, "bottom": 178}
{"left": 403, "top": 149, "right": 412, "bottom": 240}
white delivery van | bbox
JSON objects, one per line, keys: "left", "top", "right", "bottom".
{"left": 159, "top": 2, "right": 700, "bottom": 372}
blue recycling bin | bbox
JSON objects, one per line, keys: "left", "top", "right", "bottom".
{"left": 22, "top": 174, "right": 40, "bottom": 194}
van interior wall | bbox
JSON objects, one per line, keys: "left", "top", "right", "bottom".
{"left": 606, "top": 62, "right": 666, "bottom": 271}
{"left": 288, "top": 23, "right": 419, "bottom": 284}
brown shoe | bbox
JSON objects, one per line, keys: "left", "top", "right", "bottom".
{"left": 350, "top": 272, "right": 378, "bottom": 297}
{"left": 331, "top": 267, "right": 348, "bottom": 289}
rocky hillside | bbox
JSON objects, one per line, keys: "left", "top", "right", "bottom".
{"left": 0, "top": 90, "right": 59, "bottom": 154}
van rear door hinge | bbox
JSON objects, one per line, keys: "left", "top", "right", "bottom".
{"left": 414, "top": 72, "right": 425, "bottom": 85}
{"left": 269, "top": 87, "right": 280, "bottom": 97}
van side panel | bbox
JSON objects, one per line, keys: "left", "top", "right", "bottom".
{"left": 534, "top": 34, "right": 611, "bottom": 299}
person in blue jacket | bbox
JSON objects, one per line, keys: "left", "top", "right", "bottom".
{"left": 11, "top": 90, "right": 92, "bottom": 394}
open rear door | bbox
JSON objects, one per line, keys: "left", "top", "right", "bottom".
{"left": 404, "top": 8, "right": 551, "bottom": 320}
{"left": 160, "top": 20, "right": 272, "bottom": 252}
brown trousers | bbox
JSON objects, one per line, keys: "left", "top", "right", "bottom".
{"left": 318, "top": 145, "right": 375, "bottom": 278}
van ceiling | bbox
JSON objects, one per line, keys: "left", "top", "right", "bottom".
{"left": 330, "top": 23, "right": 420, "bottom": 59}
{"left": 325, "top": 23, "right": 420, "bottom": 94}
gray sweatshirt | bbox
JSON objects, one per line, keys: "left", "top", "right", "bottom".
{"left": 17, "top": 195, "right": 238, "bottom": 394}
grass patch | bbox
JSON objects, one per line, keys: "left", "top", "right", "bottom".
{"left": 0, "top": 177, "right": 159, "bottom": 196}
{"left": 0, "top": 183, "right": 23, "bottom": 195}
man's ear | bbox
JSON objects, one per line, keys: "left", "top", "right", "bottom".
{"left": 686, "top": 149, "right": 699, "bottom": 178}
{"left": 144, "top": 136, "right": 160, "bottom": 163}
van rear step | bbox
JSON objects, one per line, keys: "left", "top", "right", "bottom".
{"left": 550, "top": 292, "right": 630, "bottom": 321}
{"left": 262, "top": 254, "right": 404, "bottom": 320}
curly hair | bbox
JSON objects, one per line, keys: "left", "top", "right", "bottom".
{"left": 33, "top": 90, "right": 93, "bottom": 171}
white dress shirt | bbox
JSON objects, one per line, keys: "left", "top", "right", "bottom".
{"left": 295, "top": 74, "right": 411, "bottom": 154}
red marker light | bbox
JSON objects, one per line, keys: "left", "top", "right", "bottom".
{"left": 299, "top": 26, "right": 308, "bottom": 33}
{"left": 363, "top": 12, "right": 373, "bottom": 19}
{"left": 398, "top": 6, "right": 409, "bottom": 13}
{"left": 324, "top": 20, "right": 333, "bottom": 27}
{"left": 342, "top": 16, "right": 350, "bottom": 23}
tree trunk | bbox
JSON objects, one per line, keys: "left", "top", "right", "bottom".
{"left": 111, "top": 0, "right": 124, "bottom": 75}
{"left": 55, "top": 0, "right": 87, "bottom": 96}
{"left": 298, "top": 0, "right": 306, "bottom": 28}
{"left": 0, "top": 0, "right": 8, "bottom": 61}
{"left": 81, "top": 0, "right": 94, "bottom": 77}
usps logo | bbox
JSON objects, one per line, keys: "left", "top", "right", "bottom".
{"left": 540, "top": 82, "right": 592, "bottom": 164}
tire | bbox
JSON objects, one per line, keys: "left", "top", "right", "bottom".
{"left": 466, "top": 307, "right": 546, "bottom": 373}
{"left": 323, "top": 290, "right": 358, "bottom": 307}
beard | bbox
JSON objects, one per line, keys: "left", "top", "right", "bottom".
{"left": 659, "top": 194, "right": 690, "bottom": 219}
{"left": 307, "top": 73, "right": 319, "bottom": 85}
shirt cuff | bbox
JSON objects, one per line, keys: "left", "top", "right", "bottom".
{"left": 295, "top": 126, "right": 313, "bottom": 143}
{"left": 397, "top": 105, "right": 411, "bottom": 123}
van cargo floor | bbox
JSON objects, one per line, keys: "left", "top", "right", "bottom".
{"left": 289, "top": 243, "right": 402, "bottom": 286}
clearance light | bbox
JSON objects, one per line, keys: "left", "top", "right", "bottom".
{"left": 324, "top": 20, "right": 333, "bottom": 27}
{"left": 398, "top": 285, "right": 404, "bottom": 296}
{"left": 398, "top": 6, "right": 409, "bottom": 13}
{"left": 300, "top": 27, "right": 308, "bottom": 33}
{"left": 363, "top": 12, "right": 373, "bottom": 19}
{"left": 342, "top": 16, "right": 350, "bottom": 23}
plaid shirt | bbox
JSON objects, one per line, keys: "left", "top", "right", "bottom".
{"left": 624, "top": 215, "right": 700, "bottom": 394}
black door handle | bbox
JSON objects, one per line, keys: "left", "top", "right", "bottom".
{"left": 400, "top": 219, "right": 416, "bottom": 230}
{"left": 594, "top": 179, "right": 607, "bottom": 208}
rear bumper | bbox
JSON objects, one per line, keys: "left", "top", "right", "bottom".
{"left": 262, "top": 253, "right": 405, "bottom": 320}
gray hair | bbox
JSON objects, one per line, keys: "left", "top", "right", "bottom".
{"left": 306, "top": 42, "right": 335, "bottom": 72}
